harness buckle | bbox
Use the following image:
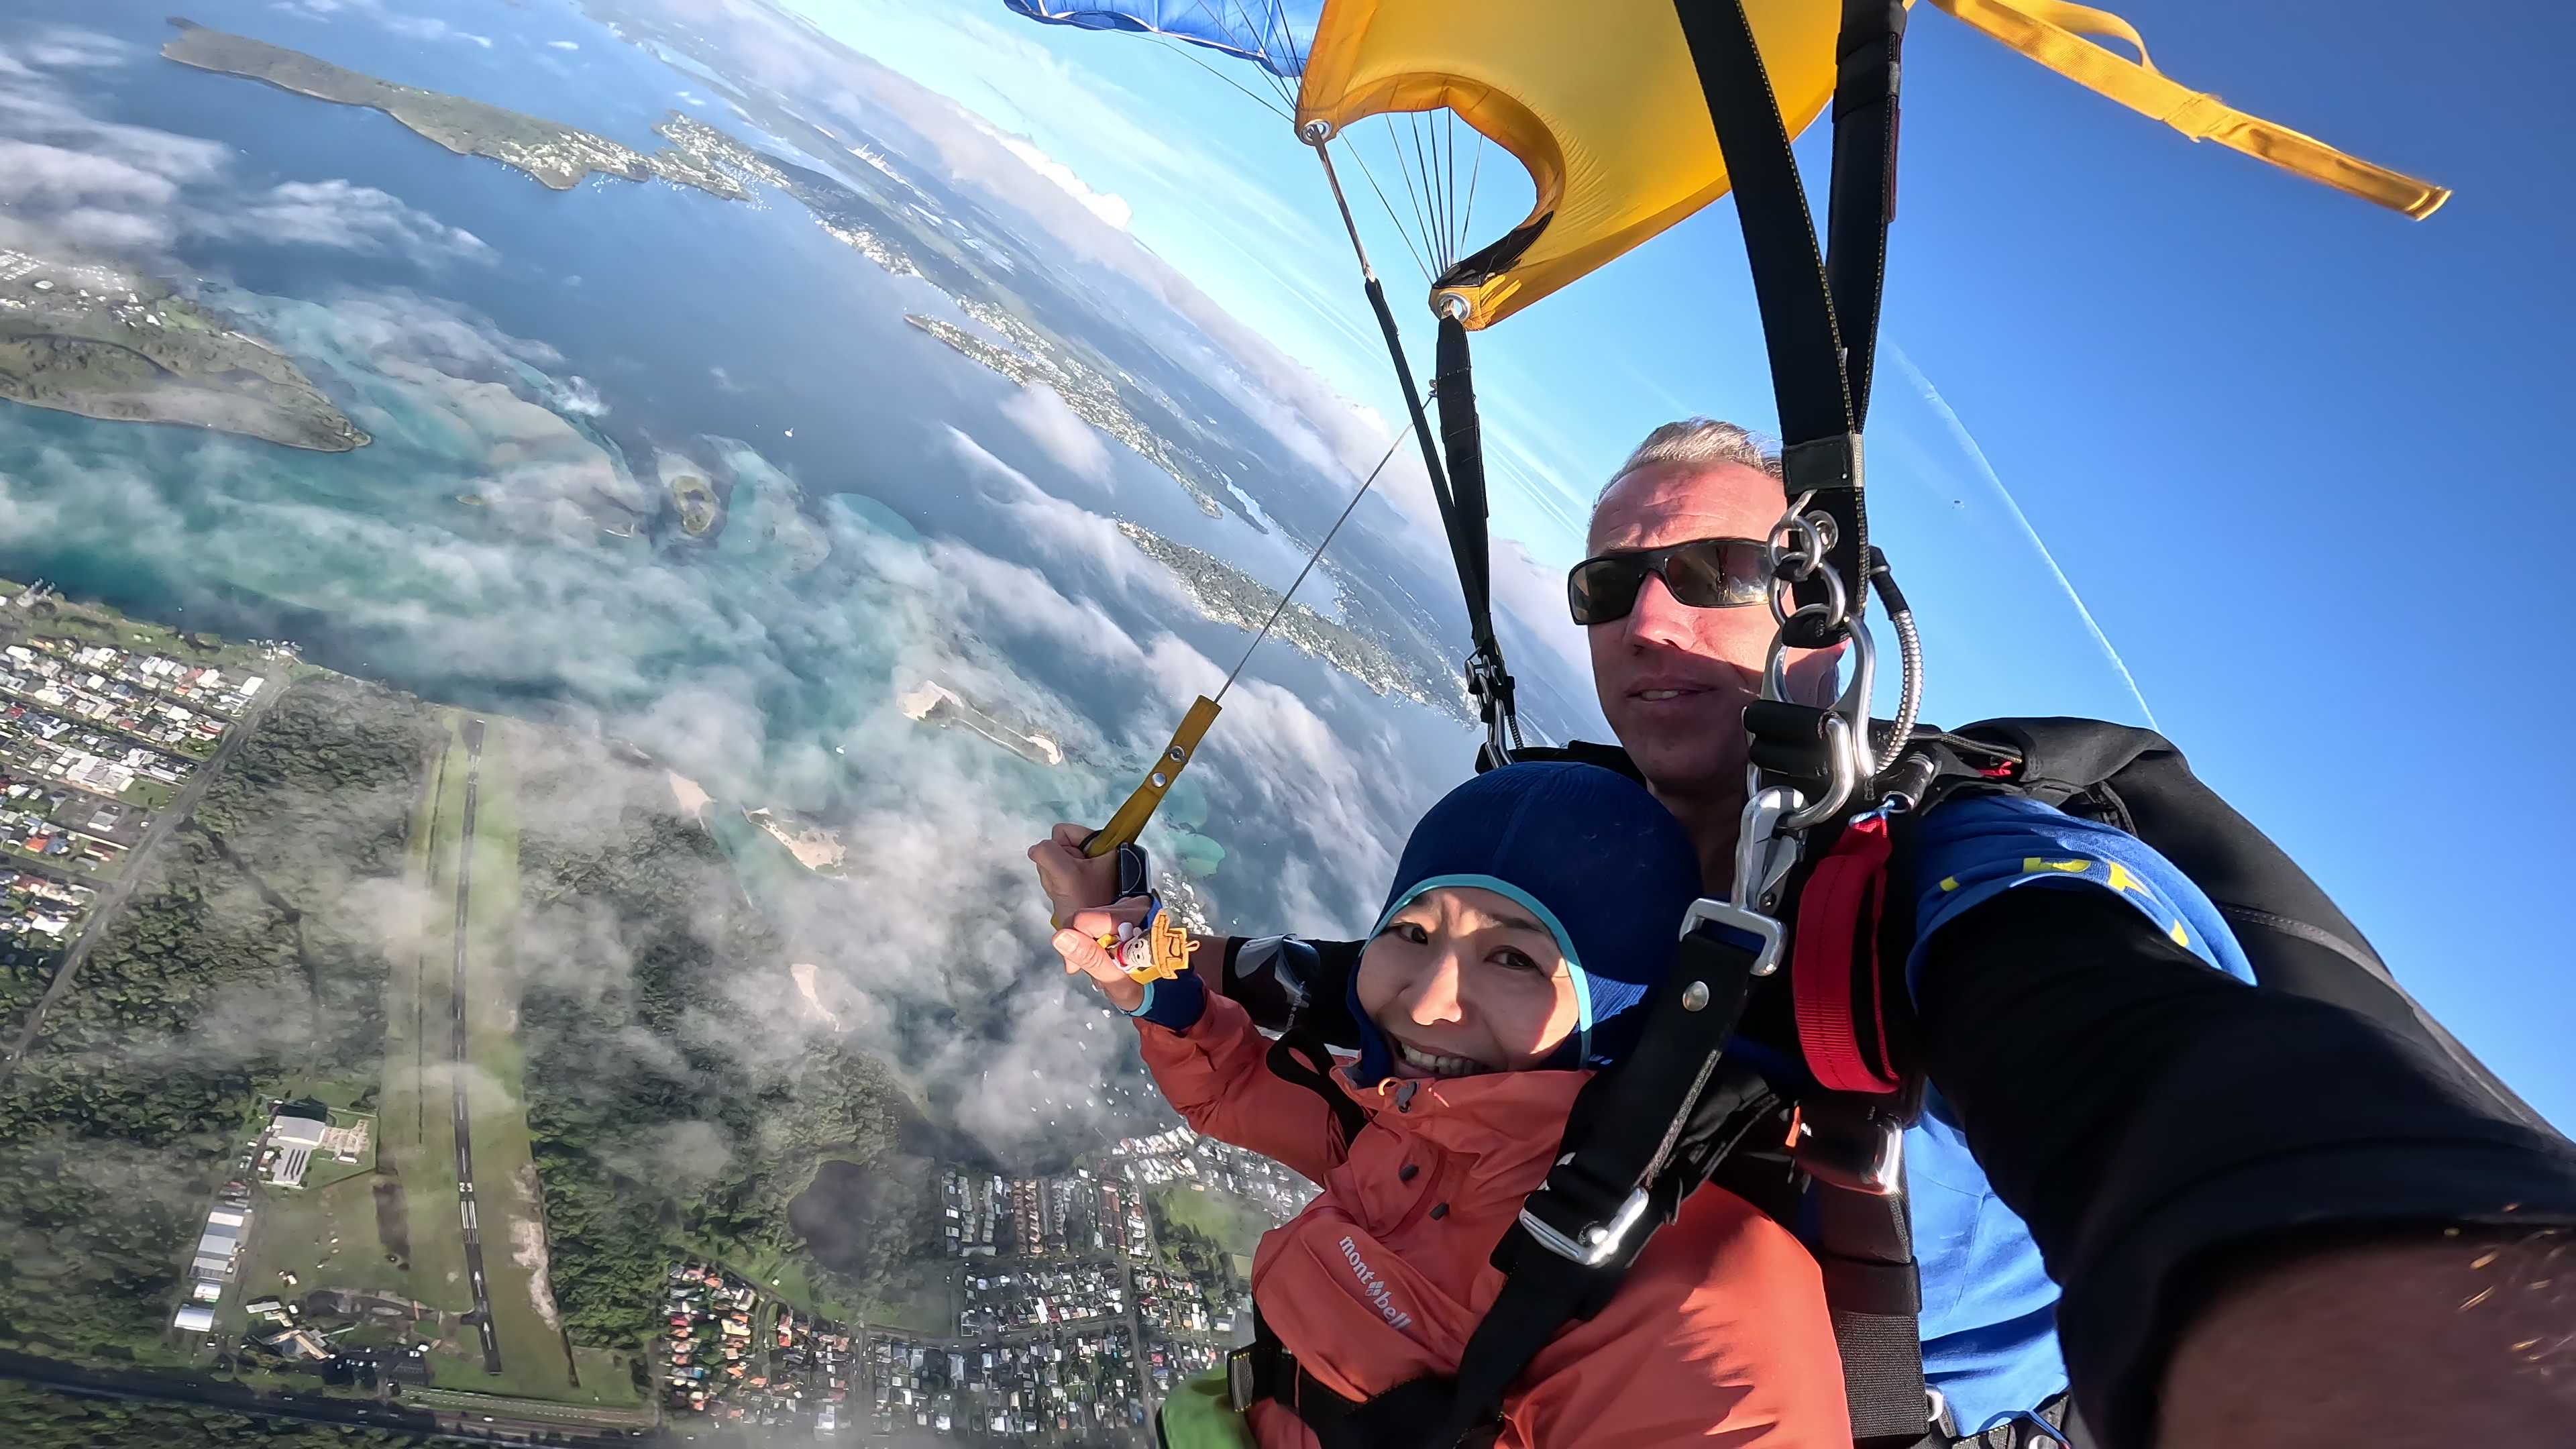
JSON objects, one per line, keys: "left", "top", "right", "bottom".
{"left": 1790, "top": 1104, "right": 1907, "bottom": 1197}
{"left": 1464, "top": 648, "right": 1519, "bottom": 765}
{"left": 1224, "top": 1344, "right": 1260, "bottom": 1413}
{"left": 1515, "top": 1185, "right": 1653, "bottom": 1269}
{"left": 1678, "top": 897, "right": 1786, "bottom": 978}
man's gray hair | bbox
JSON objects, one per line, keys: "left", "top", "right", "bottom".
{"left": 1598, "top": 418, "right": 1782, "bottom": 504}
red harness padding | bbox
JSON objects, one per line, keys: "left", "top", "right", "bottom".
{"left": 1792, "top": 812, "right": 1901, "bottom": 1094}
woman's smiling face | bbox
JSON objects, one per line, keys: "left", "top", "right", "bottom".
{"left": 1356, "top": 885, "right": 1582, "bottom": 1079}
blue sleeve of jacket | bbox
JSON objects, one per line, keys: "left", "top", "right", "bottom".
{"left": 1128, "top": 969, "right": 1208, "bottom": 1032}
{"left": 1892, "top": 793, "right": 2255, "bottom": 1433}
{"left": 1906, "top": 793, "right": 2255, "bottom": 991}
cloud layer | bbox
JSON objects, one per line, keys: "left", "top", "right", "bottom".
{"left": 0, "top": 26, "right": 488, "bottom": 267}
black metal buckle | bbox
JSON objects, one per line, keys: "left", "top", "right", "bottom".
{"left": 1782, "top": 433, "right": 1864, "bottom": 494}
{"left": 1791, "top": 1102, "right": 1905, "bottom": 1197}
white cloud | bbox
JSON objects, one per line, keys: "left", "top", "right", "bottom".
{"left": 553, "top": 376, "right": 610, "bottom": 418}
{"left": 547, "top": 40, "right": 581, "bottom": 52}
{"left": 998, "top": 382, "right": 1111, "bottom": 485}
{"left": 209, "top": 179, "right": 495, "bottom": 263}
{"left": 0, "top": 34, "right": 491, "bottom": 269}
{"left": 382, "top": 15, "right": 494, "bottom": 48}
{"left": 994, "top": 131, "right": 1132, "bottom": 231}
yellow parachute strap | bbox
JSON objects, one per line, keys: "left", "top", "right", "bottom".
{"left": 1930, "top": 0, "right": 2449, "bottom": 219}
{"left": 1085, "top": 694, "right": 1223, "bottom": 860}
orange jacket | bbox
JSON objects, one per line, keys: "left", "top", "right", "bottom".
{"left": 1136, "top": 992, "right": 1852, "bottom": 1448}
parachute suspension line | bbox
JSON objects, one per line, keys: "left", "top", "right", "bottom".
{"left": 1431, "top": 307, "right": 1519, "bottom": 759}
{"left": 1216, "top": 422, "right": 1418, "bottom": 703}
{"left": 1152, "top": 35, "right": 1289, "bottom": 121}
{"left": 1387, "top": 120, "right": 1440, "bottom": 280}
{"left": 1432, "top": 111, "right": 1452, "bottom": 276}
{"left": 1312, "top": 135, "right": 1462, "bottom": 588}
{"left": 1336, "top": 140, "right": 1432, "bottom": 284}
{"left": 1460, "top": 106, "right": 1486, "bottom": 268}
{"left": 1309, "top": 131, "right": 1518, "bottom": 761}
{"left": 1442, "top": 109, "right": 1461, "bottom": 271}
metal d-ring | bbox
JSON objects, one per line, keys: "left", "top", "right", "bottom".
{"left": 1769, "top": 564, "right": 1847, "bottom": 634}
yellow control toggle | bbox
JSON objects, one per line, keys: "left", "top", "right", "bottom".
{"left": 1049, "top": 695, "right": 1224, "bottom": 931}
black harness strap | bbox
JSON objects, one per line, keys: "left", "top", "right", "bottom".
{"left": 1827, "top": 0, "right": 1907, "bottom": 428}
{"left": 1412, "top": 916, "right": 1776, "bottom": 1446}
{"left": 1354, "top": 273, "right": 1519, "bottom": 751}
{"left": 1672, "top": 0, "right": 1902, "bottom": 646}
{"left": 1432, "top": 315, "right": 1517, "bottom": 747}
{"left": 1266, "top": 1029, "right": 1367, "bottom": 1147}
{"left": 1811, "top": 1166, "right": 1928, "bottom": 1446}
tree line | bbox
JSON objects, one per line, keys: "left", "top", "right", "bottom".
{"left": 515, "top": 782, "right": 920, "bottom": 1349}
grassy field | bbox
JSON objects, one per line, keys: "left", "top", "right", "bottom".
{"left": 864, "top": 1263, "right": 959, "bottom": 1336}
{"left": 379, "top": 731, "right": 470, "bottom": 1314}
{"left": 367, "top": 716, "right": 643, "bottom": 1409}
{"left": 1150, "top": 1183, "right": 1275, "bottom": 1258}
{"left": 229, "top": 1172, "right": 411, "bottom": 1315}
{"left": 119, "top": 777, "right": 178, "bottom": 810}
{"left": 451, "top": 720, "right": 623, "bottom": 1405}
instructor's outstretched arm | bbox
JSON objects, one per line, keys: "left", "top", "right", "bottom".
{"left": 1917, "top": 889, "right": 2576, "bottom": 1449}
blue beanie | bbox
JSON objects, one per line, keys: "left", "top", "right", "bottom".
{"left": 1345, "top": 762, "right": 1703, "bottom": 1083}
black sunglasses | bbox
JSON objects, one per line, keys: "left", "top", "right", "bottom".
{"left": 1566, "top": 537, "right": 1770, "bottom": 625}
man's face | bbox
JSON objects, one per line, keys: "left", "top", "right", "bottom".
{"left": 1585, "top": 461, "right": 1825, "bottom": 800}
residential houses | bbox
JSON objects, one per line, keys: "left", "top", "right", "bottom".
{"left": 0, "top": 634, "right": 264, "bottom": 938}
{"left": 659, "top": 1261, "right": 854, "bottom": 1434}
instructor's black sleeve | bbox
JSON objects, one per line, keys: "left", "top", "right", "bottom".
{"left": 1216, "top": 934, "right": 1364, "bottom": 1046}
{"left": 1917, "top": 888, "right": 2576, "bottom": 1449}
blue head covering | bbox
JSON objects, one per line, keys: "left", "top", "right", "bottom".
{"left": 1345, "top": 762, "right": 1703, "bottom": 1084}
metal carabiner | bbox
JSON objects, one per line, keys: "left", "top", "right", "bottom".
{"left": 1762, "top": 618, "right": 1875, "bottom": 831}
{"left": 1732, "top": 784, "right": 1804, "bottom": 913}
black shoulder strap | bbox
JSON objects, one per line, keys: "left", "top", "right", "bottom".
{"left": 1411, "top": 912, "right": 1777, "bottom": 1445}
{"left": 1266, "top": 1029, "right": 1366, "bottom": 1146}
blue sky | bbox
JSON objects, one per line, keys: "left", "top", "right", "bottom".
{"left": 793, "top": 0, "right": 2575, "bottom": 1129}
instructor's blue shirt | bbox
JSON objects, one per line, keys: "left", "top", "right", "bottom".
{"left": 1885, "top": 794, "right": 2253, "bottom": 1432}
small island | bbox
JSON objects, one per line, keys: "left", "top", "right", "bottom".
{"left": 657, "top": 449, "right": 723, "bottom": 539}
{"left": 745, "top": 806, "right": 846, "bottom": 873}
{"left": 0, "top": 244, "right": 367, "bottom": 451}
{"left": 897, "top": 680, "right": 1064, "bottom": 767}
{"left": 162, "top": 19, "right": 749, "bottom": 200}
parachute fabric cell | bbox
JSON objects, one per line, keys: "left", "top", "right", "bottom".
{"left": 1295, "top": 0, "right": 1841, "bottom": 331}
{"left": 1293, "top": 0, "right": 2448, "bottom": 331}
{"left": 1002, "top": 1, "right": 1322, "bottom": 79}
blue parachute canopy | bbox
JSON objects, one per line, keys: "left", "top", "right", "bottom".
{"left": 1002, "top": 1, "right": 1318, "bottom": 79}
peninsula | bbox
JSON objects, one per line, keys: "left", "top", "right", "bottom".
{"left": 160, "top": 19, "right": 750, "bottom": 200}
{"left": 1116, "top": 523, "right": 1471, "bottom": 721}
{"left": 906, "top": 312, "right": 1226, "bottom": 519}
{"left": 0, "top": 245, "right": 367, "bottom": 451}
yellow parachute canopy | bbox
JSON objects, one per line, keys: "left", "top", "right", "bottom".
{"left": 1295, "top": 0, "right": 2449, "bottom": 329}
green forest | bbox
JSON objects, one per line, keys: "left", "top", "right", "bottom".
{"left": 0, "top": 673, "right": 439, "bottom": 1358}
{"left": 515, "top": 765, "right": 927, "bottom": 1350}
{"left": 0, "top": 1379, "right": 434, "bottom": 1448}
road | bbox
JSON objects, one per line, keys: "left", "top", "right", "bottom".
{"left": 0, "top": 672, "right": 288, "bottom": 1076}
{"left": 449, "top": 717, "right": 502, "bottom": 1376}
